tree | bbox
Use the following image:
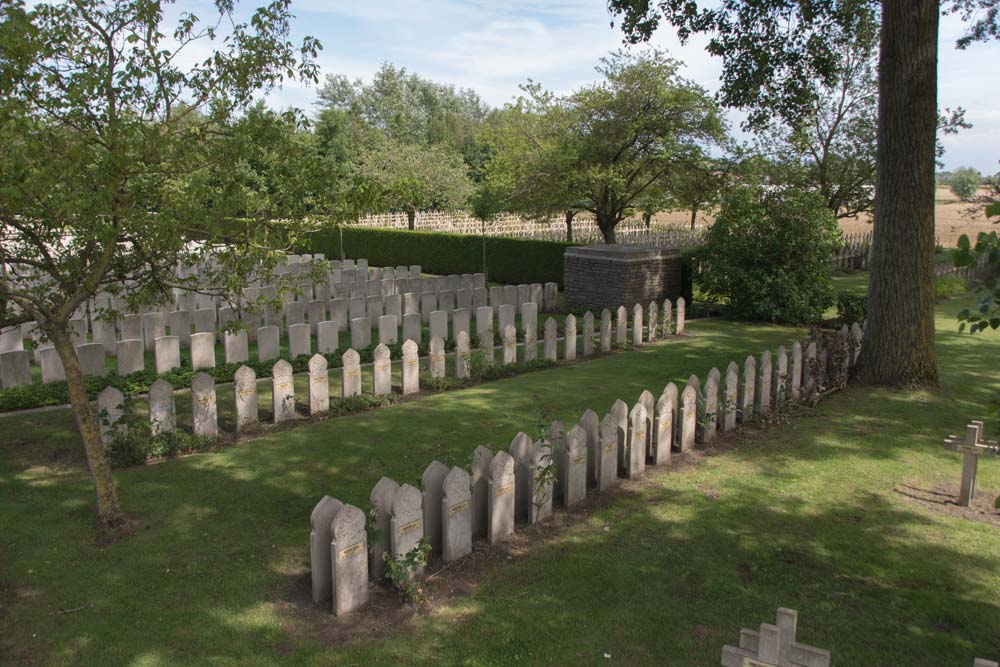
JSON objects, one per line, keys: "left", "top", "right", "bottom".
{"left": 0, "top": 0, "right": 320, "bottom": 532}
{"left": 352, "top": 138, "right": 474, "bottom": 229}
{"left": 950, "top": 166, "right": 982, "bottom": 200}
{"left": 317, "top": 63, "right": 490, "bottom": 173}
{"left": 698, "top": 186, "right": 842, "bottom": 323}
{"left": 608, "top": 0, "right": 1000, "bottom": 387}
{"left": 665, "top": 155, "right": 732, "bottom": 228}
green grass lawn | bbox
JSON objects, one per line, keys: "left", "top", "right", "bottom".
{"left": 1, "top": 288, "right": 998, "bottom": 665}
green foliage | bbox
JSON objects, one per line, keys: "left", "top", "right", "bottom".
{"left": 935, "top": 275, "right": 968, "bottom": 300}
{"left": 308, "top": 226, "right": 571, "bottom": 286}
{"left": 949, "top": 166, "right": 982, "bottom": 201}
{"left": 699, "top": 186, "right": 841, "bottom": 324}
{"left": 836, "top": 292, "right": 868, "bottom": 324}
{"left": 383, "top": 539, "right": 431, "bottom": 605}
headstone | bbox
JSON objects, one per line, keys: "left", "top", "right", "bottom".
{"left": 803, "top": 341, "right": 817, "bottom": 395}
{"left": 77, "top": 342, "right": 106, "bottom": 377}
{"left": 307, "top": 300, "right": 326, "bottom": 334}
{"left": 529, "top": 440, "right": 553, "bottom": 524}
{"left": 120, "top": 314, "right": 142, "bottom": 340}
{"left": 580, "top": 409, "right": 600, "bottom": 484}
{"left": 148, "top": 378, "right": 175, "bottom": 435}
{"left": 369, "top": 477, "right": 399, "bottom": 581}
{"left": 317, "top": 321, "right": 339, "bottom": 354}
{"left": 441, "top": 467, "right": 473, "bottom": 562}
{"left": 600, "top": 309, "right": 612, "bottom": 352}
{"left": 680, "top": 385, "right": 697, "bottom": 451}
{"left": 517, "top": 284, "right": 531, "bottom": 307}
{"left": 774, "top": 345, "right": 789, "bottom": 409}
{"left": 559, "top": 425, "right": 587, "bottom": 508}
{"left": 385, "top": 294, "right": 402, "bottom": 322}
{"left": 850, "top": 322, "right": 864, "bottom": 366}
{"left": 790, "top": 341, "right": 803, "bottom": 400}
{"left": 401, "top": 339, "right": 419, "bottom": 395}
{"left": 471, "top": 445, "right": 493, "bottom": 539}
{"left": 428, "top": 336, "right": 446, "bottom": 379}
{"left": 223, "top": 330, "right": 249, "bottom": 365}
{"left": 721, "top": 607, "right": 830, "bottom": 667}
{"left": 141, "top": 312, "right": 165, "bottom": 351}
{"left": 648, "top": 301, "right": 658, "bottom": 343}
{"left": 498, "top": 303, "right": 515, "bottom": 334}
{"left": 398, "top": 312, "right": 420, "bottom": 347}
{"left": 366, "top": 295, "right": 384, "bottom": 320}
{"left": 543, "top": 282, "right": 558, "bottom": 311}
{"left": 421, "top": 292, "right": 436, "bottom": 324}
{"left": 253, "top": 325, "right": 277, "bottom": 362}
{"left": 626, "top": 403, "right": 647, "bottom": 478}
{"left": 372, "top": 344, "right": 392, "bottom": 396}
{"left": 597, "top": 413, "right": 619, "bottom": 491}
{"left": 582, "top": 311, "right": 595, "bottom": 356}
{"left": 521, "top": 302, "right": 538, "bottom": 362}
{"left": 342, "top": 348, "right": 361, "bottom": 398}
{"left": 309, "top": 495, "right": 343, "bottom": 603}
{"left": 331, "top": 298, "right": 349, "bottom": 332}
{"left": 489, "top": 285, "right": 503, "bottom": 308}
{"left": 501, "top": 324, "right": 517, "bottom": 365}
{"left": 488, "top": 451, "right": 516, "bottom": 544}
{"left": 563, "top": 314, "right": 577, "bottom": 360}
{"left": 377, "top": 314, "right": 398, "bottom": 346}
{"left": 330, "top": 504, "right": 369, "bottom": 616}
{"left": 509, "top": 431, "right": 533, "bottom": 522}
{"left": 308, "top": 354, "right": 329, "bottom": 415}
{"left": 703, "top": 375, "right": 719, "bottom": 443}
{"left": 632, "top": 304, "right": 644, "bottom": 346}
{"left": 675, "top": 296, "right": 686, "bottom": 334}
{"left": 97, "top": 386, "right": 125, "bottom": 445}
{"left": 115, "top": 339, "right": 143, "bottom": 376}
{"left": 475, "top": 306, "right": 493, "bottom": 363}
{"left": 455, "top": 330, "right": 471, "bottom": 379}
{"left": 288, "top": 322, "right": 311, "bottom": 358}
{"left": 0, "top": 350, "right": 31, "bottom": 389}
{"left": 543, "top": 318, "right": 558, "bottom": 361}
{"left": 503, "top": 284, "right": 517, "bottom": 306}
{"left": 615, "top": 306, "right": 627, "bottom": 345}
{"left": 191, "top": 372, "right": 218, "bottom": 438}
{"left": 741, "top": 355, "right": 756, "bottom": 423}
{"left": 757, "top": 350, "right": 773, "bottom": 417}
{"left": 193, "top": 307, "right": 216, "bottom": 334}
{"left": 190, "top": 331, "right": 215, "bottom": 370}
{"left": 452, "top": 308, "right": 471, "bottom": 342}
{"left": 234, "top": 365, "right": 258, "bottom": 432}
{"left": 429, "top": 310, "right": 448, "bottom": 342}
{"left": 438, "top": 290, "right": 456, "bottom": 313}
{"left": 724, "top": 362, "right": 739, "bottom": 432}
{"left": 390, "top": 484, "right": 425, "bottom": 578}
{"left": 610, "top": 399, "right": 628, "bottom": 474}
{"left": 654, "top": 384, "right": 676, "bottom": 465}
{"left": 272, "top": 359, "right": 295, "bottom": 423}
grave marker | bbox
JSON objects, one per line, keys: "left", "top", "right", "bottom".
{"left": 331, "top": 504, "right": 369, "bottom": 616}
{"left": 372, "top": 344, "right": 392, "bottom": 396}
{"left": 564, "top": 314, "right": 577, "bottom": 360}
{"left": 309, "top": 496, "right": 343, "bottom": 604}
{"left": 391, "top": 484, "right": 425, "bottom": 578}
{"left": 97, "top": 386, "right": 125, "bottom": 445}
{"left": 149, "top": 379, "right": 175, "bottom": 435}
{"left": 441, "top": 467, "right": 473, "bottom": 562}
{"left": 559, "top": 424, "right": 587, "bottom": 508}
{"left": 580, "top": 408, "right": 600, "bottom": 484}
{"left": 721, "top": 608, "right": 830, "bottom": 667}
{"left": 341, "top": 349, "right": 361, "bottom": 398}
{"left": 401, "top": 339, "right": 419, "bottom": 395}
{"left": 502, "top": 324, "right": 517, "bottom": 365}
{"left": 191, "top": 372, "right": 218, "bottom": 438}
{"left": 597, "top": 413, "right": 619, "bottom": 492}
{"left": 942, "top": 421, "right": 999, "bottom": 507}
{"left": 627, "top": 403, "right": 647, "bottom": 478}
{"left": 654, "top": 384, "right": 677, "bottom": 465}
{"left": 529, "top": 440, "right": 553, "bottom": 524}
{"left": 429, "top": 336, "right": 446, "bottom": 379}
{"left": 632, "top": 303, "right": 643, "bottom": 346}
{"left": 308, "top": 354, "right": 329, "bottom": 415}
{"left": 488, "top": 451, "right": 516, "bottom": 544}
{"left": 116, "top": 339, "right": 144, "bottom": 376}
{"left": 582, "top": 311, "right": 595, "bottom": 356}
{"left": 256, "top": 326, "right": 280, "bottom": 362}
{"left": 272, "top": 359, "right": 295, "bottom": 423}
{"left": 543, "top": 317, "right": 557, "bottom": 361}
{"left": 600, "top": 309, "right": 612, "bottom": 352}
{"left": 234, "top": 365, "right": 258, "bottom": 432}
{"left": 369, "top": 477, "right": 400, "bottom": 580}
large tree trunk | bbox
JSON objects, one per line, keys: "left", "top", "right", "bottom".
{"left": 406, "top": 208, "right": 416, "bottom": 231}
{"left": 564, "top": 210, "right": 575, "bottom": 243}
{"left": 596, "top": 211, "right": 618, "bottom": 244}
{"left": 855, "top": 0, "right": 939, "bottom": 386}
{"left": 51, "top": 328, "right": 125, "bottom": 529}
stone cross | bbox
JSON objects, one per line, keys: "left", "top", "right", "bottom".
{"left": 234, "top": 365, "right": 258, "bottom": 433}
{"left": 597, "top": 413, "right": 619, "bottom": 492}
{"left": 943, "top": 421, "right": 998, "bottom": 506}
{"left": 488, "top": 450, "right": 516, "bottom": 544}
{"left": 471, "top": 445, "right": 494, "bottom": 540}
{"left": 600, "top": 309, "right": 612, "bottom": 352}
{"left": 369, "top": 477, "right": 399, "bottom": 581}
{"left": 310, "top": 495, "right": 343, "bottom": 604}
{"left": 191, "top": 372, "right": 218, "bottom": 438}
{"left": 401, "top": 339, "right": 419, "bottom": 395}
{"left": 564, "top": 314, "right": 577, "bottom": 360}
{"left": 559, "top": 424, "right": 588, "bottom": 508}
{"left": 390, "top": 484, "right": 425, "bottom": 578}
{"left": 721, "top": 607, "right": 830, "bottom": 667}
{"left": 272, "top": 359, "right": 295, "bottom": 423}
{"left": 428, "top": 336, "right": 446, "bottom": 379}
{"left": 97, "top": 386, "right": 125, "bottom": 445}
{"left": 582, "top": 311, "right": 595, "bottom": 356}
{"left": 421, "top": 460, "right": 449, "bottom": 556}
{"left": 330, "top": 503, "right": 368, "bottom": 616}
{"left": 441, "top": 466, "right": 473, "bottom": 562}
{"left": 341, "top": 348, "right": 361, "bottom": 398}
{"left": 308, "top": 354, "right": 329, "bottom": 415}
{"left": 455, "top": 330, "right": 471, "bottom": 379}
{"left": 148, "top": 378, "right": 175, "bottom": 435}
{"left": 372, "top": 343, "right": 392, "bottom": 396}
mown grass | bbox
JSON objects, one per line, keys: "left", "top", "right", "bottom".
{"left": 1, "top": 283, "right": 997, "bottom": 666}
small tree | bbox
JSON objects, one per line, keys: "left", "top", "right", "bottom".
{"left": 0, "top": 0, "right": 320, "bottom": 532}
{"left": 698, "top": 186, "right": 842, "bottom": 324}
{"left": 352, "top": 138, "right": 473, "bottom": 229}
{"left": 950, "top": 166, "right": 982, "bottom": 201}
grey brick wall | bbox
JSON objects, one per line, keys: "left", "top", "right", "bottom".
{"left": 563, "top": 245, "right": 683, "bottom": 311}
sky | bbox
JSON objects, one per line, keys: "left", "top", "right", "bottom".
{"left": 189, "top": 0, "right": 999, "bottom": 173}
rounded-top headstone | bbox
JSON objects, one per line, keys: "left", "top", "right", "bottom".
{"left": 402, "top": 339, "right": 417, "bottom": 356}
{"left": 491, "top": 450, "right": 514, "bottom": 479}
{"left": 374, "top": 343, "right": 390, "bottom": 361}
{"left": 308, "top": 353, "right": 327, "bottom": 373}
{"left": 273, "top": 358, "right": 293, "bottom": 377}
{"left": 342, "top": 348, "right": 360, "bottom": 365}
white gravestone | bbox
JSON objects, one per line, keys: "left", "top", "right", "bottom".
{"left": 680, "top": 385, "right": 697, "bottom": 452}
{"left": 632, "top": 304, "right": 644, "bottom": 346}
{"left": 529, "top": 440, "right": 553, "bottom": 524}
{"left": 501, "top": 324, "right": 517, "bottom": 365}
{"left": 308, "top": 354, "right": 329, "bottom": 415}
{"left": 341, "top": 349, "right": 361, "bottom": 398}
{"left": 724, "top": 362, "right": 739, "bottom": 432}
{"left": 455, "top": 330, "right": 471, "bottom": 379}
{"left": 190, "top": 332, "right": 216, "bottom": 370}
{"left": 272, "top": 359, "right": 295, "bottom": 423}
{"left": 421, "top": 460, "right": 449, "bottom": 557}
{"left": 741, "top": 355, "right": 756, "bottom": 423}
{"left": 330, "top": 503, "right": 369, "bottom": 616}
{"left": 654, "top": 385, "right": 676, "bottom": 466}
{"left": 428, "top": 336, "right": 446, "bottom": 379}
{"left": 369, "top": 477, "right": 399, "bottom": 581}
{"left": 372, "top": 344, "right": 392, "bottom": 396}
{"left": 256, "top": 326, "right": 280, "bottom": 362}
{"left": 441, "top": 467, "right": 473, "bottom": 562}
{"left": 488, "top": 451, "right": 516, "bottom": 544}
{"left": 97, "top": 386, "right": 125, "bottom": 445}
{"left": 509, "top": 431, "right": 533, "bottom": 522}
{"left": 471, "top": 445, "right": 493, "bottom": 539}
{"left": 234, "top": 365, "right": 258, "bottom": 432}
{"left": 148, "top": 378, "right": 175, "bottom": 435}
{"left": 597, "top": 413, "right": 619, "bottom": 492}
{"left": 580, "top": 408, "right": 600, "bottom": 485}
{"left": 390, "top": 484, "right": 425, "bottom": 578}
{"left": 600, "top": 309, "right": 612, "bottom": 352}
{"left": 309, "top": 496, "right": 343, "bottom": 604}
{"left": 564, "top": 314, "right": 577, "bottom": 360}
{"left": 191, "top": 372, "right": 218, "bottom": 438}
{"left": 154, "top": 336, "right": 181, "bottom": 374}
{"left": 543, "top": 318, "right": 557, "bottom": 361}
{"left": 582, "top": 311, "right": 595, "bottom": 356}
{"left": 559, "top": 424, "right": 587, "bottom": 508}
{"left": 401, "top": 340, "right": 419, "bottom": 395}
{"left": 627, "top": 403, "right": 647, "bottom": 478}
{"left": 116, "top": 339, "right": 144, "bottom": 376}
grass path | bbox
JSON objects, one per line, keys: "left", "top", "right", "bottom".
{"left": 1, "top": 289, "right": 998, "bottom": 665}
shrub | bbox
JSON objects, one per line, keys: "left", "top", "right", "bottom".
{"left": 836, "top": 292, "right": 867, "bottom": 324}
{"left": 698, "top": 186, "right": 841, "bottom": 324}
{"left": 935, "top": 274, "right": 968, "bottom": 300}
{"left": 306, "top": 226, "right": 571, "bottom": 286}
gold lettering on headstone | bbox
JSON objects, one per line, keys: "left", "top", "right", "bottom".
{"left": 572, "top": 455, "right": 586, "bottom": 465}
{"left": 495, "top": 483, "right": 513, "bottom": 497}
{"left": 603, "top": 441, "right": 616, "bottom": 453}
{"left": 238, "top": 390, "right": 254, "bottom": 398}
{"left": 198, "top": 396, "right": 214, "bottom": 405}
{"left": 311, "top": 376, "right": 325, "bottom": 383}
{"left": 404, "top": 359, "right": 418, "bottom": 366}
{"left": 276, "top": 382, "right": 291, "bottom": 390}
{"left": 338, "top": 542, "right": 364, "bottom": 560}
{"left": 447, "top": 500, "right": 470, "bottom": 517}
{"left": 431, "top": 354, "right": 445, "bottom": 363}
{"left": 375, "top": 362, "right": 390, "bottom": 372}
{"left": 399, "top": 519, "right": 421, "bottom": 536}
{"left": 634, "top": 429, "right": 645, "bottom": 440}
{"left": 346, "top": 369, "right": 360, "bottom": 378}
{"left": 743, "top": 658, "right": 776, "bottom": 667}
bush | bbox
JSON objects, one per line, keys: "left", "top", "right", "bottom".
{"left": 836, "top": 292, "right": 867, "bottom": 324}
{"left": 935, "top": 274, "right": 968, "bottom": 300}
{"left": 306, "top": 226, "right": 571, "bottom": 286}
{"left": 697, "top": 186, "right": 841, "bottom": 324}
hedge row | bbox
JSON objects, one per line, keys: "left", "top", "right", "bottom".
{"left": 307, "top": 227, "right": 573, "bottom": 287}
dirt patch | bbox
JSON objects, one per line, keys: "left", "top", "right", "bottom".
{"left": 894, "top": 482, "right": 1000, "bottom": 527}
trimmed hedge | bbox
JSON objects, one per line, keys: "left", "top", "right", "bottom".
{"left": 307, "top": 226, "right": 572, "bottom": 287}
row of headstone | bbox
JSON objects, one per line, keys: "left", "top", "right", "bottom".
{"left": 306, "top": 321, "right": 863, "bottom": 616}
